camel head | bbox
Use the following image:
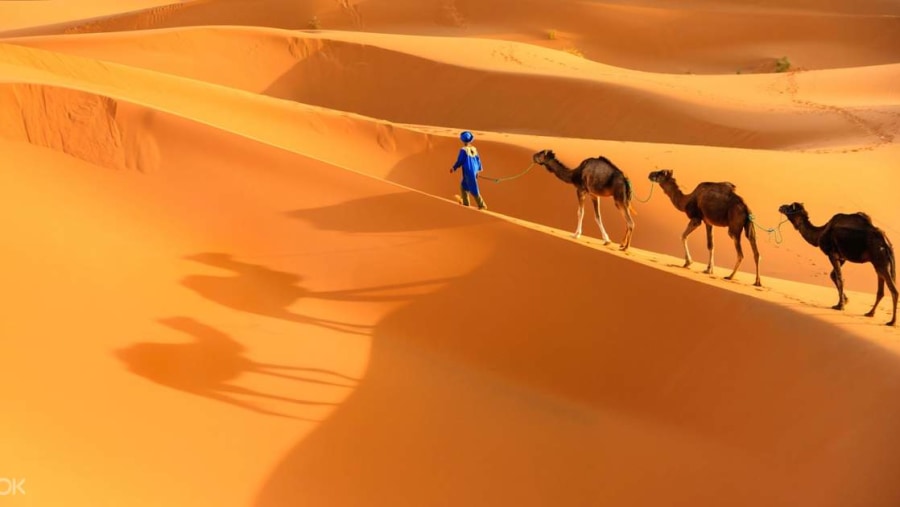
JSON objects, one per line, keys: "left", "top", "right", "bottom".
{"left": 532, "top": 149, "right": 556, "bottom": 167}
{"left": 779, "top": 202, "right": 808, "bottom": 220}
{"left": 648, "top": 169, "right": 673, "bottom": 183}
{"left": 779, "top": 202, "right": 809, "bottom": 228}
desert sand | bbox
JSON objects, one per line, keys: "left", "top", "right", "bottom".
{"left": 1, "top": 1, "right": 899, "bottom": 506}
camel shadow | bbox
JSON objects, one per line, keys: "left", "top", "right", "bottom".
{"left": 182, "top": 252, "right": 454, "bottom": 333}
{"left": 115, "top": 317, "right": 355, "bottom": 419}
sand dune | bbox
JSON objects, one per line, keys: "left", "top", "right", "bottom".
{"left": 5, "top": 0, "right": 899, "bottom": 74}
{"left": 0, "top": 0, "right": 180, "bottom": 33}
{"left": 1, "top": 39, "right": 896, "bottom": 289}
{"left": 1, "top": 1, "right": 899, "bottom": 506}
{"left": 3, "top": 98, "right": 899, "bottom": 507}
{"left": 9, "top": 27, "right": 899, "bottom": 151}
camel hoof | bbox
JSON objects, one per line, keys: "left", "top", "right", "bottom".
{"left": 724, "top": 275, "right": 734, "bottom": 280}
{"left": 865, "top": 311, "right": 875, "bottom": 318}
{"left": 832, "top": 304, "right": 845, "bottom": 310}
{"left": 753, "top": 281, "right": 762, "bottom": 287}
{"left": 888, "top": 321, "right": 896, "bottom": 327}
{"left": 572, "top": 233, "right": 581, "bottom": 239}
{"left": 618, "top": 245, "right": 628, "bottom": 251}
{"left": 703, "top": 269, "right": 714, "bottom": 275}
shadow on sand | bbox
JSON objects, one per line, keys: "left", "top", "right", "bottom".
{"left": 286, "top": 191, "right": 486, "bottom": 234}
{"left": 181, "top": 252, "right": 453, "bottom": 335}
{"left": 115, "top": 317, "right": 355, "bottom": 419}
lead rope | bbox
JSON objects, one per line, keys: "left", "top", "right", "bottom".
{"left": 477, "top": 162, "right": 535, "bottom": 183}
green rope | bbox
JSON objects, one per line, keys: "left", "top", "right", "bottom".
{"left": 478, "top": 162, "right": 535, "bottom": 184}
{"left": 633, "top": 181, "right": 655, "bottom": 203}
{"left": 749, "top": 214, "right": 788, "bottom": 244}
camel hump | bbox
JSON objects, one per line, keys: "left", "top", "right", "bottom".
{"left": 697, "top": 181, "right": 736, "bottom": 193}
{"left": 593, "top": 155, "right": 622, "bottom": 172}
{"left": 835, "top": 212, "right": 873, "bottom": 225}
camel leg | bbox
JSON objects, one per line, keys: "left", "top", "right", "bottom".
{"left": 573, "top": 190, "right": 586, "bottom": 239}
{"left": 618, "top": 202, "right": 635, "bottom": 251}
{"left": 873, "top": 261, "right": 898, "bottom": 326}
{"left": 865, "top": 274, "right": 885, "bottom": 318}
{"left": 681, "top": 218, "right": 702, "bottom": 268}
{"left": 591, "top": 196, "right": 611, "bottom": 245}
{"left": 885, "top": 272, "right": 898, "bottom": 326}
{"left": 748, "top": 226, "right": 762, "bottom": 287}
{"left": 828, "top": 269, "right": 849, "bottom": 305}
{"left": 725, "top": 232, "right": 743, "bottom": 281}
{"left": 703, "top": 224, "right": 714, "bottom": 274}
{"left": 828, "top": 257, "right": 847, "bottom": 310}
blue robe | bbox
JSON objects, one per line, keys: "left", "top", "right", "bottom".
{"left": 452, "top": 145, "right": 483, "bottom": 196}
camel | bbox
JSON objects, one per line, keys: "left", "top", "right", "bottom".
{"left": 532, "top": 149, "right": 635, "bottom": 250}
{"left": 778, "top": 202, "right": 897, "bottom": 326}
{"left": 648, "top": 169, "right": 762, "bottom": 286}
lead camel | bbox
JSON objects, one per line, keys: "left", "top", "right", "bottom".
{"left": 532, "top": 149, "right": 636, "bottom": 250}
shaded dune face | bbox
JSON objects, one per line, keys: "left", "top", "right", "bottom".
{"left": 1, "top": 2, "right": 899, "bottom": 507}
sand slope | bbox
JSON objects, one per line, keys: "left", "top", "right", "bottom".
{"left": 1, "top": 1, "right": 899, "bottom": 507}
{"left": 3, "top": 98, "right": 899, "bottom": 507}
{"left": 1, "top": 37, "right": 896, "bottom": 289}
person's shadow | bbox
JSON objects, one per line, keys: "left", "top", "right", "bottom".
{"left": 286, "top": 192, "right": 484, "bottom": 234}
{"left": 115, "top": 317, "right": 356, "bottom": 419}
{"left": 181, "top": 253, "right": 453, "bottom": 334}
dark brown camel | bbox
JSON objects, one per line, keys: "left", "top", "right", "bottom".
{"left": 648, "top": 169, "right": 762, "bottom": 286}
{"left": 779, "top": 202, "right": 897, "bottom": 326}
{"left": 532, "top": 149, "right": 635, "bottom": 250}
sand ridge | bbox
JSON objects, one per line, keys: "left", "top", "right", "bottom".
{"left": 6, "top": 26, "right": 898, "bottom": 153}
{"left": 4, "top": 0, "right": 899, "bottom": 73}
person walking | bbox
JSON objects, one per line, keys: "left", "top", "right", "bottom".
{"left": 451, "top": 130, "right": 487, "bottom": 210}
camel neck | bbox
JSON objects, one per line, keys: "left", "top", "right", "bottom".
{"left": 659, "top": 179, "right": 689, "bottom": 211}
{"left": 795, "top": 216, "right": 826, "bottom": 247}
{"left": 544, "top": 158, "right": 576, "bottom": 184}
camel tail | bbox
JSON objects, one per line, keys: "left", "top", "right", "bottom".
{"left": 887, "top": 234, "right": 896, "bottom": 281}
{"left": 890, "top": 246, "right": 896, "bottom": 281}
{"left": 624, "top": 177, "right": 637, "bottom": 216}
{"left": 744, "top": 210, "right": 756, "bottom": 241}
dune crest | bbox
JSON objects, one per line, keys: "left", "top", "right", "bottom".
{"left": 4, "top": 0, "right": 898, "bottom": 73}
{"left": 0, "top": 83, "right": 159, "bottom": 172}
{"left": 7, "top": 27, "right": 897, "bottom": 152}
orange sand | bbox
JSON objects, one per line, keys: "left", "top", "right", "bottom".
{"left": 1, "top": 1, "right": 899, "bottom": 506}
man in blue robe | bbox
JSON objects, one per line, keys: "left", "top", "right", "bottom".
{"left": 450, "top": 130, "right": 487, "bottom": 210}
